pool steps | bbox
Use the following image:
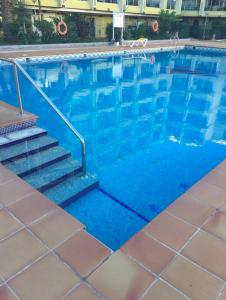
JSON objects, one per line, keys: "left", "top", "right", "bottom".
{"left": 0, "top": 127, "right": 47, "bottom": 147}
{"left": 0, "top": 135, "right": 58, "bottom": 163}
{"left": 44, "top": 174, "right": 98, "bottom": 208}
{"left": 24, "top": 157, "right": 82, "bottom": 191}
{"left": 4, "top": 146, "right": 70, "bottom": 177}
{"left": 0, "top": 126, "right": 98, "bottom": 205}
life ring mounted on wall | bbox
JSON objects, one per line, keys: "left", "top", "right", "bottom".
{"left": 56, "top": 19, "right": 68, "bottom": 36}
{"left": 152, "top": 20, "right": 159, "bottom": 33}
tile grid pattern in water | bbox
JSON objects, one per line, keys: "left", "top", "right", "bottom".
{"left": 0, "top": 162, "right": 226, "bottom": 299}
{"left": 58, "top": 46, "right": 226, "bottom": 249}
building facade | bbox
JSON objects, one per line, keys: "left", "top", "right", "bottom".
{"left": 12, "top": 0, "right": 226, "bottom": 38}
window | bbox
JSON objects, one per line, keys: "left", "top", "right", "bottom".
{"left": 205, "top": 0, "right": 226, "bottom": 10}
{"left": 97, "top": 0, "right": 118, "bottom": 3}
{"left": 167, "top": 0, "right": 176, "bottom": 9}
{"left": 127, "top": 0, "right": 139, "bottom": 6}
{"left": 182, "top": 0, "right": 201, "bottom": 10}
{"left": 146, "top": 0, "right": 160, "bottom": 7}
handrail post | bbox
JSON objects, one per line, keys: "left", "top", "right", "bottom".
{"left": 81, "top": 142, "right": 86, "bottom": 175}
{"left": 13, "top": 64, "right": 24, "bottom": 115}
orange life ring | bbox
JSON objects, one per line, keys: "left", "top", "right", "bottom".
{"left": 56, "top": 20, "right": 68, "bottom": 36}
{"left": 152, "top": 20, "right": 158, "bottom": 33}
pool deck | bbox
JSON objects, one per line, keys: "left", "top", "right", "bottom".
{"left": 0, "top": 42, "right": 226, "bottom": 299}
{"left": 0, "top": 158, "right": 226, "bottom": 300}
{"left": 0, "top": 39, "right": 226, "bottom": 59}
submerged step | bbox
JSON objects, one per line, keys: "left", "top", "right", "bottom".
{"left": 23, "top": 157, "right": 82, "bottom": 191}
{"left": 5, "top": 146, "right": 71, "bottom": 177}
{"left": 0, "top": 135, "right": 58, "bottom": 163}
{"left": 0, "top": 124, "right": 99, "bottom": 204}
{"left": 0, "top": 127, "right": 47, "bottom": 148}
{"left": 44, "top": 174, "right": 99, "bottom": 207}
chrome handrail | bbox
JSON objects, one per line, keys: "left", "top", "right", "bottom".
{"left": 0, "top": 57, "right": 86, "bottom": 174}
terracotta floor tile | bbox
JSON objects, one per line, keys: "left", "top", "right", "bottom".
{"left": 204, "top": 169, "right": 226, "bottom": 191}
{"left": 203, "top": 211, "right": 226, "bottom": 241}
{"left": 182, "top": 230, "right": 226, "bottom": 280}
{"left": 64, "top": 284, "right": 100, "bottom": 300}
{"left": 144, "top": 211, "right": 196, "bottom": 251}
{"left": 0, "top": 285, "right": 17, "bottom": 300}
{"left": 162, "top": 256, "right": 224, "bottom": 300}
{"left": 8, "top": 190, "right": 56, "bottom": 225}
{"left": 0, "top": 229, "right": 47, "bottom": 279}
{"left": 88, "top": 251, "right": 155, "bottom": 300}
{"left": 167, "top": 194, "right": 215, "bottom": 227}
{"left": 0, "top": 164, "right": 16, "bottom": 185}
{"left": 0, "top": 178, "right": 34, "bottom": 206}
{"left": 219, "top": 289, "right": 226, "bottom": 300}
{"left": 187, "top": 180, "right": 226, "bottom": 208}
{"left": 29, "top": 209, "right": 83, "bottom": 248}
{"left": 9, "top": 254, "right": 80, "bottom": 300}
{"left": 56, "top": 230, "right": 111, "bottom": 278}
{"left": 121, "top": 231, "right": 175, "bottom": 275}
{"left": 0, "top": 209, "right": 22, "bottom": 240}
{"left": 143, "top": 280, "right": 187, "bottom": 300}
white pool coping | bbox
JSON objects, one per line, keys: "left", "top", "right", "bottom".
{"left": 0, "top": 45, "right": 185, "bottom": 66}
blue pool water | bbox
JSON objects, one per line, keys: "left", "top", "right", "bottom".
{"left": 1, "top": 48, "right": 226, "bottom": 249}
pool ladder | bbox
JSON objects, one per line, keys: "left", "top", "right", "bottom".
{"left": 0, "top": 58, "right": 86, "bottom": 175}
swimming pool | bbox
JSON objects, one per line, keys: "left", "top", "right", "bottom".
{"left": 1, "top": 47, "right": 226, "bottom": 249}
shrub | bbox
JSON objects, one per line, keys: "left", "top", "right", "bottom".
{"left": 178, "top": 21, "right": 190, "bottom": 38}
{"left": 158, "top": 10, "right": 180, "bottom": 39}
{"left": 34, "top": 19, "right": 57, "bottom": 43}
{"left": 211, "top": 19, "right": 226, "bottom": 39}
{"left": 62, "top": 15, "right": 79, "bottom": 42}
{"left": 7, "top": 21, "right": 20, "bottom": 43}
{"left": 189, "top": 21, "right": 203, "bottom": 39}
